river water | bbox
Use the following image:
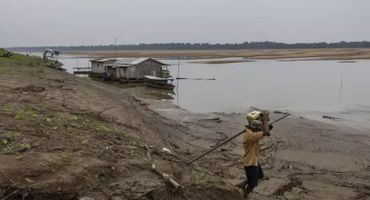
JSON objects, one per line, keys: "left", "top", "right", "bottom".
{"left": 22, "top": 52, "right": 370, "bottom": 130}
{"left": 165, "top": 59, "right": 370, "bottom": 130}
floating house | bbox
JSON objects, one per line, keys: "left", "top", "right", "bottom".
{"left": 90, "top": 58, "right": 118, "bottom": 74}
{"left": 90, "top": 58, "right": 169, "bottom": 81}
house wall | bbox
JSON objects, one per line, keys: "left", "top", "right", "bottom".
{"left": 135, "top": 60, "right": 162, "bottom": 79}
{"left": 91, "top": 60, "right": 116, "bottom": 74}
{"left": 115, "top": 68, "right": 128, "bottom": 79}
{"left": 115, "top": 67, "right": 133, "bottom": 79}
{"left": 91, "top": 62, "right": 105, "bottom": 73}
{"left": 115, "top": 60, "right": 162, "bottom": 80}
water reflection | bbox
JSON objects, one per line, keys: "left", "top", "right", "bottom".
{"left": 120, "top": 85, "right": 175, "bottom": 100}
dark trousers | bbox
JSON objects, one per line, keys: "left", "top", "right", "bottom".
{"left": 244, "top": 164, "right": 264, "bottom": 190}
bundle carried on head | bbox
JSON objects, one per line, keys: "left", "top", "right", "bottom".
{"left": 246, "top": 110, "right": 271, "bottom": 132}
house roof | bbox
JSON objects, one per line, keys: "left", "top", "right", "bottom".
{"left": 106, "top": 58, "right": 168, "bottom": 68}
{"left": 90, "top": 58, "right": 117, "bottom": 63}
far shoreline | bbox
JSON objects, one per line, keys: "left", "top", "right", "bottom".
{"left": 64, "top": 48, "right": 370, "bottom": 60}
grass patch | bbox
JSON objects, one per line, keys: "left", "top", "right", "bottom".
{"left": 0, "top": 131, "right": 31, "bottom": 154}
{"left": 0, "top": 49, "right": 45, "bottom": 71}
{"left": 0, "top": 105, "right": 14, "bottom": 115}
{"left": 4, "top": 131, "right": 22, "bottom": 138}
{"left": 68, "top": 113, "right": 115, "bottom": 133}
{"left": 95, "top": 124, "right": 113, "bottom": 132}
{"left": 15, "top": 107, "right": 40, "bottom": 120}
{"left": 69, "top": 115, "right": 80, "bottom": 121}
{"left": 190, "top": 167, "right": 208, "bottom": 185}
{"left": 0, "top": 49, "right": 34, "bottom": 63}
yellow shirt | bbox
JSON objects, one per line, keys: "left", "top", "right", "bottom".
{"left": 243, "top": 128, "right": 264, "bottom": 166}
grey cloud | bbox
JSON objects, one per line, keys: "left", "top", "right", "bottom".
{"left": 1, "top": 0, "right": 369, "bottom": 47}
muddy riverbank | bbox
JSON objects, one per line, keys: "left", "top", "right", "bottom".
{"left": 0, "top": 51, "right": 369, "bottom": 199}
{"left": 135, "top": 96, "right": 370, "bottom": 199}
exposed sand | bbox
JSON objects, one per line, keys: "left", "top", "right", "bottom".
{"left": 67, "top": 48, "right": 370, "bottom": 60}
{"left": 189, "top": 59, "right": 255, "bottom": 64}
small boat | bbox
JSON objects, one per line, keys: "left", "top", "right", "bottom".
{"left": 148, "top": 82, "right": 176, "bottom": 90}
{"left": 46, "top": 61, "right": 65, "bottom": 71}
{"left": 144, "top": 75, "right": 175, "bottom": 90}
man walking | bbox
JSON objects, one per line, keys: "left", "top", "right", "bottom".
{"left": 242, "top": 111, "right": 271, "bottom": 198}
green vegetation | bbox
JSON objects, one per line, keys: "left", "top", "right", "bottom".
{"left": 191, "top": 167, "right": 208, "bottom": 185}
{"left": 15, "top": 107, "right": 39, "bottom": 120}
{"left": 14, "top": 106, "right": 56, "bottom": 128}
{"left": 0, "top": 131, "right": 31, "bottom": 154}
{"left": 68, "top": 113, "right": 115, "bottom": 133}
{"left": 95, "top": 124, "right": 113, "bottom": 132}
{"left": 0, "top": 49, "right": 35, "bottom": 63}
{"left": 69, "top": 115, "right": 80, "bottom": 121}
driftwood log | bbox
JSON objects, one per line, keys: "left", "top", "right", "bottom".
{"left": 145, "top": 145, "right": 183, "bottom": 190}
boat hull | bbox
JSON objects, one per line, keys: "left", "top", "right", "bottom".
{"left": 148, "top": 82, "right": 175, "bottom": 90}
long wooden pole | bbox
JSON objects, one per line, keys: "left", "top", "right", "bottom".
{"left": 185, "top": 113, "right": 290, "bottom": 166}
{"left": 339, "top": 73, "right": 343, "bottom": 100}
{"left": 115, "top": 37, "right": 117, "bottom": 59}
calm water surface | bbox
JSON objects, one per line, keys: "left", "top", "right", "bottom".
{"left": 168, "top": 59, "right": 370, "bottom": 113}
{"left": 164, "top": 59, "right": 370, "bottom": 130}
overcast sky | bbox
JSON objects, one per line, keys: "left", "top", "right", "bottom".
{"left": 1, "top": 0, "right": 370, "bottom": 47}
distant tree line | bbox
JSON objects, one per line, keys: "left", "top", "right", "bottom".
{"left": 8, "top": 41, "right": 370, "bottom": 52}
